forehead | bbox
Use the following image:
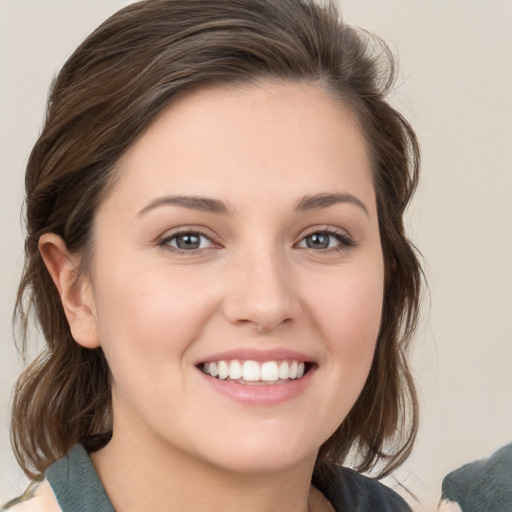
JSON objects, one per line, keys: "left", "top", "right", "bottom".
{"left": 102, "top": 81, "right": 375, "bottom": 217}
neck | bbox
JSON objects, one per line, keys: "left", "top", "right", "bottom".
{"left": 91, "top": 425, "right": 319, "bottom": 512}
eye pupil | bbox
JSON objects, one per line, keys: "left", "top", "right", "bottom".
{"left": 306, "top": 233, "right": 330, "bottom": 249}
{"left": 176, "top": 233, "right": 201, "bottom": 250}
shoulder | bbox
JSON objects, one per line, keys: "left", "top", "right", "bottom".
{"left": 339, "top": 467, "right": 412, "bottom": 511}
{"left": 3, "top": 443, "right": 113, "bottom": 512}
{"left": 440, "top": 442, "right": 512, "bottom": 512}
{"left": 43, "top": 444, "right": 114, "bottom": 512}
{"left": 1, "top": 479, "right": 61, "bottom": 512}
{"left": 314, "top": 463, "right": 412, "bottom": 512}
{"left": 437, "top": 500, "right": 463, "bottom": 512}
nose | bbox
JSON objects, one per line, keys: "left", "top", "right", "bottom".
{"left": 222, "top": 245, "right": 302, "bottom": 333}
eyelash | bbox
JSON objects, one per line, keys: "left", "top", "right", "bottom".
{"left": 159, "top": 229, "right": 218, "bottom": 254}
{"left": 296, "top": 228, "right": 355, "bottom": 254}
{"left": 158, "top": 227, "right": 355, "bottom": 255}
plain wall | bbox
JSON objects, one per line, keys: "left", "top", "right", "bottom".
{"left": 1, "top": 1, "right": 511, "bottom": 511}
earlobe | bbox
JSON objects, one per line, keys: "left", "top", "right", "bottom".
{"left": 38, "top": 233, "right": 101, "bottom": 349}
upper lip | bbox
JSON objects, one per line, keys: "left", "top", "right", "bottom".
{"left": 196, "top": 347, "right": 315, "bottom": 365}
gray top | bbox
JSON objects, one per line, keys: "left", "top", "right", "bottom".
{"left": 441, "top": 442, "right": 512, "bottom": 512}
{"left": 313, "top": 462, "right": 412, "bottom": 512}
{"left": 45, "top": 444, "right": 115, "bottom": 512}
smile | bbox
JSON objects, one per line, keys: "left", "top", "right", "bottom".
{"left": 200, "top": 359, "right": 308, "bottom": 384}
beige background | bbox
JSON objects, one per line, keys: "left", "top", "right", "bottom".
{"left": 1, "top": 1, "right": 511, "bottom": 510}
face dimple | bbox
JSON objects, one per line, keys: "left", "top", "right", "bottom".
{"left": 88, "top": 80, "right": 384, "bottom": 474}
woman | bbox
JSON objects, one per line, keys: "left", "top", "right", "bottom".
{"left": 4, "top": 1, "right": 422, "bottom": 511}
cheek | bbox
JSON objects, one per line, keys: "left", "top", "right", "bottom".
{"left": 91, "top": 261, "right": 221, "bottom": 376}
{"left": 297, "top": 262, "right": 384, "bottom": 442}
{"left": 304, "top": 260, "right": 384, "bottom": 383}
{"left": 309, "top": 267, "right": 383, "bottom": 346}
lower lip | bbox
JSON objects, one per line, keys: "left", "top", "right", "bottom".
{"left": 198, "top": 366, "right": 316, "bottom": 406}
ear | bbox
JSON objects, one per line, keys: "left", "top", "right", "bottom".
{"left": 38, "top": 233, "right": 101, "bottom": 349}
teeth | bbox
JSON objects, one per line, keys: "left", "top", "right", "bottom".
{"left": 209, "top": 362, "right": 218, "bottom": 378}
{"left": 218, "top": 360, "right": 229, "bottom": 380}
{"left": 260, "top": 361, "right": 279, "bottom": 381}
{"left": 242, "top": 360, "right": 260, "bottom": 381}
{"left": 229, "top": 360, "right": 243, "bottom": 380}
{"left": 201, "top": 359, "right": 308, "bottom": 382}
{"left": 289, "top": 361, "right": 298, "bottom": 379}
{"left": 278, "top": 361, "right": 289, "bottom": 379}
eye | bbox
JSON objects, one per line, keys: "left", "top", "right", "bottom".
{"left": 161, "top": 230, "right": 215, "bottom": 251}
{"left": 296, "top": 230, "right": 353, "bottom": 251}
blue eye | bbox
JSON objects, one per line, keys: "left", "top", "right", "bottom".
{"left": 297, "top": 230, "right": 352, "bottom": 251}
{"left": 162, "top": 231, "right": 213, "bottom": 251}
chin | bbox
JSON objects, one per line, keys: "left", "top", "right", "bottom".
{"left": 206, "top": 445, "right": 317, "bottom": 475}
{"left": 188, "top": 424, "right": 324, "bottom": 475}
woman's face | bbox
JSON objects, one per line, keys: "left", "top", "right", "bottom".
{"left": 84, "top": 81, "right": 384, "bottom": 473}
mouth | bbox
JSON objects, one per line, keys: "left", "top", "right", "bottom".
{"left": 198, "top": 359, "right": 314, "bottom": 385}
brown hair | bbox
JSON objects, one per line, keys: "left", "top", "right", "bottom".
{"left": 12, "top": 0, "right": 422, "bottom": 480}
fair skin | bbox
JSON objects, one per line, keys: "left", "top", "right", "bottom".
{"left": 40, "top": 81, "right": 384, "bottom": 512}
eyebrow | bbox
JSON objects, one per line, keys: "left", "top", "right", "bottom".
{"left": 137, "top": 192, "right": 369, "bottom": 217}
{"left": 295, "top": 193, "right": 369, "bottom": 217}
{"left": 137, "top": 195, "right": 229, "bottom": 216}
